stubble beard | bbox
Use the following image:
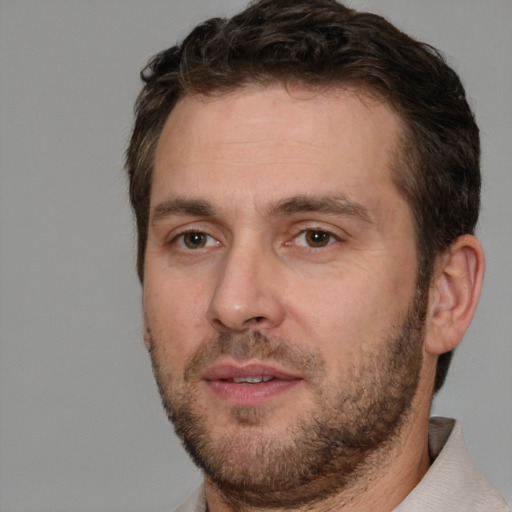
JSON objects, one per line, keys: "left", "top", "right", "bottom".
{"left": 148, "top": 288, "right": 427, "bottom": 510}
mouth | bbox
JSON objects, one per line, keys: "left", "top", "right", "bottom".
{"left": 201, "top": 360, "right": 303, "bottom": 406}
{"left": 229, "top": 376, "right": 274, "bottom": 384}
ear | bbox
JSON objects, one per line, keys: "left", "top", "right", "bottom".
{"left": 425, "top": 235, "right": 485, "bottom": 355}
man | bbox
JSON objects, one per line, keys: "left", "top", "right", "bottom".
{"left": 125, "top": 0, "right": 511, "bottom": 510}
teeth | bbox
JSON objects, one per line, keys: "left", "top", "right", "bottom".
{"left": 232, "top": 376, "right": 273, "bottom": 384}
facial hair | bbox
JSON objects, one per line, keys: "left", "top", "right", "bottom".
{"left": 148, "top": 289, "right": 426, "bottom": 509}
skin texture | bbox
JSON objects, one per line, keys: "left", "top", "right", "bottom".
{"left": 142, "top": 85, "right": 485, "bottom": 512}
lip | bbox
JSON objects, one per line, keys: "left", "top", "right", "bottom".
{"left": 201, "top": 359, "right": 303, "bottom": 406}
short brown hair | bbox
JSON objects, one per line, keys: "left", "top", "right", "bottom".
{"left": 125, "top": 0, "right": 480, "bottom": 392}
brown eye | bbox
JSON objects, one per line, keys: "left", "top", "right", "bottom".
{"left": 305, "top": 230, "right": 331, "bottom": 247}
{"left": 179, "top": 232, "right": 210, "bottom": 249}
{"left": 296, "top": 230, "right": 337, "bottom": 248}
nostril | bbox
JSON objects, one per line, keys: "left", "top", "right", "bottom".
{"left": 212, "top": 318, "right": 227, "bottom": 329}
{"left": 247, "top": 316, "right": 266, "bottom": 324}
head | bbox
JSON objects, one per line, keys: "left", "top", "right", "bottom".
{"left": 127, "top": 2, "right": 486, "bottom": 506}
{"left": 126, "top": 0, "right": 480, "bottom": 395}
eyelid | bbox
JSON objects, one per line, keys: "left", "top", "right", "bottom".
{"left": 288, "top": 220, "right": 348, "bottom": 240}
{"left": 164, "top": 220, "right": 222, "bottom": 244}
{"left": 163, "top": 221, "right": 347, "bottom": 249}
{"left": 169, "top": 229, "right": 220, "bottom": 248}
{"left": 164, "top": 219, "right": 216, "bottom": 239}
{"left": 292, "top": 228, "right": 341, "bottom": 248}
{"left": 180, "top": 232, "right": 218, "bottom": 249}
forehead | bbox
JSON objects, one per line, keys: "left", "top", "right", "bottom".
{"left": 152, "top": 85, "right": 405, "bottom": 212}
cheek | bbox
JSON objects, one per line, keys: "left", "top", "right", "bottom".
{"left": 286, "top": 270, "right": 413, "bottom": 367}
{"left": 145, "top": 270, "right": 210, "bottom": 322}
{"left": 143, "top": 277, "right": 213, "bottom": 362}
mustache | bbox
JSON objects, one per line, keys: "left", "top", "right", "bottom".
{"left": 182, "top": 331, "right": 326, "bottom": 383}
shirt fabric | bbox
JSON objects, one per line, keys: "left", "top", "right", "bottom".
{"left": 174, "top": 417, "right": 510, "bottom": 512}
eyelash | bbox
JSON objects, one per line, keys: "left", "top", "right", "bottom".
{"left": 292, "top": 229, "right": 340, "bottom": 248}
{"left": 171, "top": 228, "right": 341, "bottom": 251}
{"left": 173, "top": 231, "right": 219, "bottom": 250}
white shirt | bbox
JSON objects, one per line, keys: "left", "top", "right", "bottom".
{"left": 174, "top": 417, "right": 511, "bottom": 512}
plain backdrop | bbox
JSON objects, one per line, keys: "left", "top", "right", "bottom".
{"left": 0, "top": 1, "right": 511, "bottom": 511}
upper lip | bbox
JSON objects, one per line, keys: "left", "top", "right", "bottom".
{"left": 201, "top": 359, "right": 302, "bottom": 381}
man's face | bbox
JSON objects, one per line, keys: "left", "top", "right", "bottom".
{"left": 143, "top": 86, "right": 425, "bottom": 506}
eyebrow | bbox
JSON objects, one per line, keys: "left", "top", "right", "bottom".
{"left": 268, "top": 194, "right": 373, "bottom": 224}
{"left": 151, "top": 198, "right": 217, "bottom": 224}
{"left": 150, "top": 193, "right": 373, "bottom": 225}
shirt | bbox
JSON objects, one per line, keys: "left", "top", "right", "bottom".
{"left": 174, "top": 417, "right": 511, "bottom": 512}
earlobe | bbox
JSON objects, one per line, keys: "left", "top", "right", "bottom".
{"left": 425, "top": 235, "right": 485, "bottom": 355}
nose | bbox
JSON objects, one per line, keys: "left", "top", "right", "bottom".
{"left": 206, "top": 240, "right": 286, "bottom": 333}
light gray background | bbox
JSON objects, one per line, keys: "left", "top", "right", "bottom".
{"left": 0, "top": 1, "right": 510, "bottom": 511}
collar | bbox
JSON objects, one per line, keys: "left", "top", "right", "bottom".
{"left": 393, "top": 417, "right": 510, "bottom": 511}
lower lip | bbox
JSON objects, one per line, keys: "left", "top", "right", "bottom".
{"left": 204, "top": 379, "right": 301, "bottom": 406}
